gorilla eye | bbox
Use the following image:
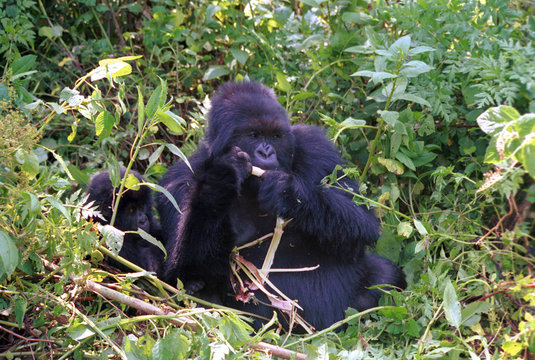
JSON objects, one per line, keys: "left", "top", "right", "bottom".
{"left": 249, "top": 131, "right": 258, "bottom": 138}
{"left": 128, "top": 207, "right": 136, "bottom": 213}
{"left": 272, "top": 133, "right": 280, "bottom": 139}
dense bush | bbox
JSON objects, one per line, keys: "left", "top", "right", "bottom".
{"left": 1, "top": 0, "right": 534, "bottom": 358}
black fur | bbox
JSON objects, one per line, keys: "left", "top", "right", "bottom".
{"left": 157, "top": 81, "right": 406, "bottom": 330}
{"left": 86, "top": 169, "right": 163, "bottom": 272}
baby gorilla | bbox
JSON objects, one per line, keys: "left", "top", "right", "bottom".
{"left": 86, "top": 169, "right": 163, "bottom": 272}
{"left": 158, "top": 81, "right": 406, "bottom": 331}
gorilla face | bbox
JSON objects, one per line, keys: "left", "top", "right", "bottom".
{"left": 231, "top": 120, "right": 295, "bottom": 171}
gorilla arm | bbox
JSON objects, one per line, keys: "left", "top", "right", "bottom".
{"left": 256, "top": 125, "right": 380, "bottom": 258}
{"left": 160, "top": 146, "right": 252, "bottom": 287}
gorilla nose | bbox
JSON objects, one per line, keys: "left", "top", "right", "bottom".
{"left": 255, "top": 144, "right": 274, "bottom": 159}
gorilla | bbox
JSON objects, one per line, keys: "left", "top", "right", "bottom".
{"left": 86, "top": 169, "right": 163, "bottom": 272}
{"left": 157, "top": 81, "right": 405, "bottom": 330}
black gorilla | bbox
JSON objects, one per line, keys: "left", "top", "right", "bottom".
{"left": 86, "top": 169, "right": 163, "bottom": 272}
{"left": 157, "top": 81, "right": 405, "bottom": 330}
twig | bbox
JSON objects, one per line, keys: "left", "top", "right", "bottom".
{"left": 0, "top": 325, "right": 56, "bottom": 343}
{"left": 41, "top": 259, "right": 306, "bottom": 360}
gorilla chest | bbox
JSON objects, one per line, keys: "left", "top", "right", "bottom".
{"left": 230, "top": 198, "right": 277, "bottom": 246}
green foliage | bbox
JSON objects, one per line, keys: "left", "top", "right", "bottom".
{"left": 1, "top": 0, "right": 534, "bottom": 358}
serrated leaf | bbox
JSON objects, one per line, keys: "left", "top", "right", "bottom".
{"left": 10, "top": 55, "right": 36, "bottom": 76}
{"left": 443, "top": 280, "right": 462, "bottom": 328}
{"left": 14, "top": 297, "right": 27, "bottom": 327}
{"left": 397, "top": 221, "right": 413, "bottom": 237}
{"left": 100, "top": 224, "right": 125, "bottom": 255}
{"left": 152, "top": 329, "right": 190, "bottom": 360}
{"left": 0, "top": 230, "right": 20, "bottom": 278}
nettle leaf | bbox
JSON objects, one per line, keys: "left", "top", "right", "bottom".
{"left": 152, "top": 329, "right": 190, "bottom": 360}
{"left": 477, "top": 106, "right": 520, "bottom": 135}
{"left": 100, "top": 224, "right": 124, "bottom": 255}
{"left": 0, "top": 230, "right": 20, "bottom": 278}
{"left": 443, "top": 280, "right": 462, "bottom": 329}
{"left": 461, "top": 301, "right": 492, "bottom": 326}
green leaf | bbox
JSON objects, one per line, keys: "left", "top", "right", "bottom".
{"left": 397, "top": 221, "right": 413, "bottom": 237}
{"left": 203, "top": 66, "right": 230, "bottom": 81}
{"left": 514, "top": 137, "right": 535, "bottom": 178}
{"left": 443, "top": 280, "right": 462, "bottom": 329}
{"left": 378, "top": 157, "right": 405, "bottom": 175}
{"left": 413, "top": 219, "right": 428, "bottom": 235}
{"left": 20, "top": 150, "right": 40, "bottom": 180}
{"left": 400, "top": 60, "right": 434, "bottom": 77}
{"left": 137, "top": 86, "right": 145, "bottom": 132}
{"left": 152, "top": 329, "right": 190, "bottom": 360}
{"left": 156, "top": 110, "right": 185, "bottom": 134}
{"left": 389, "top": 35, "right": 411, "bottom": 57}
{"left": 137, "top": 229, "right": 167, "bottom": 259}
{"left": 10, "top": 55, "right": 37, "bottom": 75}
{"left": 124, "top": 173, "right": 140, "bottom": 191}
{"left": 276, "top": 72, "right": 291, "bottom": 93}
{"left": 100, "top": 224, "right": 124, "bottom": 255}
{"left": 477, "top": 106, "right": 520, "bottom": 135}
{"left": 351, "top": 70, "right": 396, "bottom": 83}
{"left": 95, "top": 111, "right": 114, "bottom": 138}
{"left": 145, "top": 182, "right": 182, "bottom": 214}
{"left": 502, "top": 341, "right": 522, "bottom": 355}
{"left": 14, "top": 296, "right": 27, "bottom": 327}
{"left": 230, "top": 48, "right": 248, "bottom": 65}
{"left": 379, "top": 110, "right": 400, "bottom": 127}
{"left": 515, "top": 114, "right": 535, "bottom": 138}
{"left": 408, "top": 46, "right": 435, "bottom": 56}
{"left": 461, "top": 301, "right": 492, "bottom": 326}
{"left": 165, "top": 144, "right": 193, "bottom": 172}
{"left": 47, "top": 197, "right": 72, "bottom": 225}
{"left": 395, "top": 152, "right": 416, "bottom": 171}
{"left": 146, "top": 84, "right": 162, "bottom": 119}
{"left": 0, "top": 230, "right": 20, "bottom": 278}
{"left": 341, "top": 11, "right": 373, "bottom": 24}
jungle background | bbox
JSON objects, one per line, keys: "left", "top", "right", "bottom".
{"left": 1, "top": 0, "right": 535, "bottom": 358}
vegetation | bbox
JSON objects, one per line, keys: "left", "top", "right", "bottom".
{"left": 1, "top": 0, "right": 534, "bottom": 358}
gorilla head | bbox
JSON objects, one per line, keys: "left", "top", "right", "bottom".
{"left": 206, "top": 81, "right": 295, "bottom": 171}
{"left": 86, "top": 169, "right": 153, "bottom": 233}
